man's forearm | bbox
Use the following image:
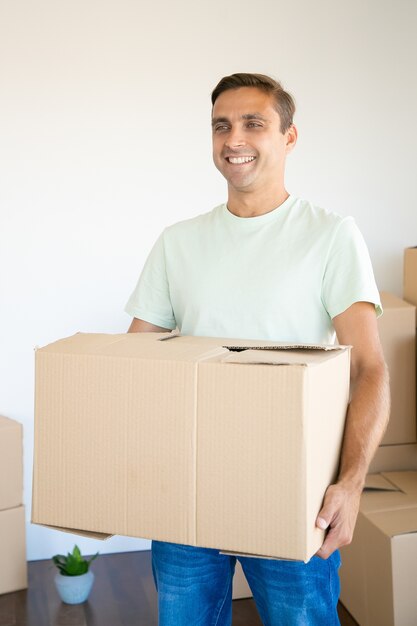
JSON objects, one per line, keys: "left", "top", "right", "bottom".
{"left": 338, "top": 360, "right": 390, "bottom": 489}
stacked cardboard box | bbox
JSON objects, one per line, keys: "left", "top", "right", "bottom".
{"left": 340, "top": 472, "right": 417, "bottom": 626}
{"left": 0, "top": 415, "right": 27, "bottom": 595}
{"left": 376, "top": 291, "right": 416, "bottom": 446}
{"left": 403, "top": 247, "right": 417, "bottom": 307}
{"left": 368, "top": 257, "right": 417, "bottom": 470}
{"left": 340, "top": 250, "right": 417, "bottom": 624}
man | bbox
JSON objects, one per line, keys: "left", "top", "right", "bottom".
{"left": 126, "top": 73, "right": 389, "bottom": 626}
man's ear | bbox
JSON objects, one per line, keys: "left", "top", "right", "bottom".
{"left": 285, "top": 124, "right": 298, "bottom": 153}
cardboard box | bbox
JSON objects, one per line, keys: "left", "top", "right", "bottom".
{"left": 0, "top": 415, "right": 23, "bottom": 511}
{"left": 403, "top": 247, "right": 417, "bottom": 308}
{"left": 369, "top": 443, "right": 417, "bottom": 473}
{"left": 378, "top": 292, "right": 416, "bottom": 444}
{"left": 0, "top": 506, "right": 27, "bottom": 595}
{"left": 32, "top": 332, "right": 350, "bottom": 562}
{"left": 340, "top": 471, "right": 417, "bottom": 626}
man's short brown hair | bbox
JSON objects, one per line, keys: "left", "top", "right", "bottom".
{"left": 211, "top": 73, "right": 296, "bottom": 134}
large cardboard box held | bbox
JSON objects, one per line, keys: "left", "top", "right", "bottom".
{"left": 0, "top": 415, "right": 23, "bottom": 511}
{"left": 0, "top": 506, "right": 27, "bottom": 595}
{"left": 32, "top": 332, "right": 350, "bottom": 562}
{"left": 340, "top": 472, "right": 417, "bottom": 626}
{"left": 378, "top": 292, "right": 416, "bottom": 444}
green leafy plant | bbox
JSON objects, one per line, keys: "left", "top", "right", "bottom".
{"left": 52, "top": 545, "right": 98, "bottom": 577}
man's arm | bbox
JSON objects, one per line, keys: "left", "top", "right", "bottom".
{"left": 315, "top": 301, "right": 390, "bottom": 559}
{"left": 128, "top": 317, "right": 171, "bottom": 333}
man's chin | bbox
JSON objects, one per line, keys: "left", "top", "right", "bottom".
{"left": 227, "top": 177, "right": 256, "bottom": 193}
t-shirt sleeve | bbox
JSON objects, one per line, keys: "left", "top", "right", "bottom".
{"left": 124, "top": 230, "right": 177, "bottom": 329}
{"left": 321, "top": 217, "right": 382, "bottom": 320}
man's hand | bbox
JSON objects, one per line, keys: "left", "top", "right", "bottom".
{"left": 315, "top": 480, "right": 362, "bottom": 559}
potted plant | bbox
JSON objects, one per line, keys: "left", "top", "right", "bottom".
{"left": 52, "top": 545, "right": 98, "bottom": 604}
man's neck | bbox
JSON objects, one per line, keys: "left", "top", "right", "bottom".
{"left": 226, "top": 187, "right": 290, "bottom": 218}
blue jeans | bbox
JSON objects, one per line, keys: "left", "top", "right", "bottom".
{"left": 152, "top": 541, "right": 341, "bottom": 626}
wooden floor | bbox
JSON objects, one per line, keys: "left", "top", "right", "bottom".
{"left": 0, "top": 551, "right": 358, "bottom": 625}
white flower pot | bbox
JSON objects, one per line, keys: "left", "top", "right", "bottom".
{"left": 54, "top": 570, "right": 95, "bottom": 604}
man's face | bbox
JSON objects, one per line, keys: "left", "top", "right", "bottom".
{"left": 211, "top": 87, "right": 295, "bottom": 194}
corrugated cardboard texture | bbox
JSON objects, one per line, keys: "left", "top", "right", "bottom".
{"left": 0, "top": 506, "right": 27, "bottom": 595}
{"left": 32, "top": 333, "right": 350, "bottom": 561}
{"left": 378, "top": 292, "right": 416, "bottom": 444}
{"left": 403, "top": 247, "right": 417, "bottom": 308}
{"left": 340, "top": 471, "right": 417, "bottom": 625}
{"left": 0, "top": 415, "right": 23, "bottom": 511}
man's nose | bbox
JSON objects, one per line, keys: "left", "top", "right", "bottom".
{"left": 225, "top": 127, "right": 245, "bottom": 148}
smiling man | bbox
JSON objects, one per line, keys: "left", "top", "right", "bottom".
{"left": 126, "top": 73, "right": 390, "bottom": 626}
{"left": 211, "top": 84, "right": 296, "bottom": 216}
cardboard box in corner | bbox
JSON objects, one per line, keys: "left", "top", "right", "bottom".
{"left": 340, "top": 471, "right": 417, "bottom": 626}
{"left": 0, "top": 506, "right": 27, "bottom": 595}
{"left": 0, "top": 415, "right": 23, "bottom": 511}
{"left": 32, "top": 332, "right": 351, "bottom": 562}
{"left": 0, "top": 415, "right": 27, "bottom": 595}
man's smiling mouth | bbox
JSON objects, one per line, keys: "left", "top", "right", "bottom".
{"left": 226, "top": 156, "right": 256, "bottom": 164}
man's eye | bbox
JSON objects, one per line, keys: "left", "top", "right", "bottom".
{"left": 214, "top": 125, "right": 229, "bottom": 132}
{"left": 247, "top": 122, "right": 262, "bottom": 128}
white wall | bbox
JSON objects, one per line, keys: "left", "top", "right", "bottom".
{"left": 1, "top": 0, "right": 416, "bottom": 561}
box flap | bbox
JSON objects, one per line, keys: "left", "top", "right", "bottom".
{"left": 161, "top": 333, "right": 349, "bottom": 352}
{"left": 364, "top": 474, "right": 401, "bottom": 492}
{"left": 364, "top": 472, "right": 417, "bottom": 494}
{"left": 381, "top": 471, "right": 417, "bottom": 495}
{"left": 362, "top": 473, "right": 417, "bottom": 515}
{"left": 221, "top": 349, "right": 319, "bottom": 366}
{"left": 221, "top": 342, "right": 346, "bottom": 352}
{"left": 220, "top": 344, "right": 349, "bottom": 367}
{"left": 361, "top": 491, "right": 417, "bottom": 514}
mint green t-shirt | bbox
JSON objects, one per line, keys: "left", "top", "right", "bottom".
{"left": 125, "top": 195, "right": 381, "bottom": 344}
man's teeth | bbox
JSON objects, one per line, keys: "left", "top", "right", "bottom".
{"left": 228, "top": 156, "right": 256, "bottom": 164}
